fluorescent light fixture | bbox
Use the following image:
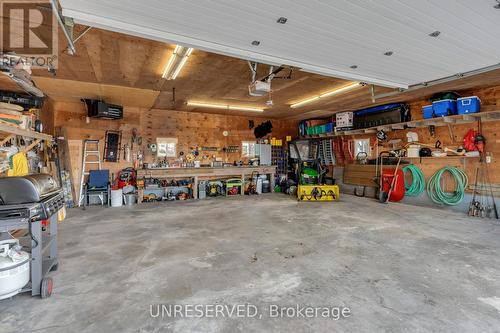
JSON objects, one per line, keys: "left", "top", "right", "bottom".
{"left": 187, "top": 101, "right": 264, "bottom": 112}
{"left": 290, "top": 82, "right": 361, "bottom": 108}
{"left": 162, "top": 45, "right": 194, "bottom": 80}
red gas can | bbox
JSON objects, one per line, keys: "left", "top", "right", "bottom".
{"left": 381, "top": 169, "right": 405, "bottom": 202}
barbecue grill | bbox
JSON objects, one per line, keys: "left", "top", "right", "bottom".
{"left": 0, "top": 174, "right": 65, "bottom": 222}
{"left": 0, "top": 174, "right": 63, "bottom": 299}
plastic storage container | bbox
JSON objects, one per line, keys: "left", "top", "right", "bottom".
{"left": 432, "top": 99, "right": 457, "bottom": 117}
{"left": 422, "top": 105, "right": 434, "bottom": 119}
{"left": 457, "top": 96, "right": 481, "bottom": 115}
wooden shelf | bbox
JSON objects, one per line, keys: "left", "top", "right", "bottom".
{"left": 403, "top": 156, "right": 480, "bottom": 159}
{"left": 302, "top": 110, "right": 500, "bottom": 139}
{"left": 0, "top": 122, "right": 52, "bottom": 141}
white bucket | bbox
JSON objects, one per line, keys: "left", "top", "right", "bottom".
{"left": 407, "top": 145, "right": 421, "bottom": 158}
{"left": 111, "top": 189, "right": 123, "bottom": 207}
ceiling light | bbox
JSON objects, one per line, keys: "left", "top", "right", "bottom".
{"left": 277, "top": 17, "right": 288, "bottom": 24}
{"left": 429, "top": 31, "right": 441, "bottom": 37}
{"left": 187, "top": 101, "right": 264, "bottom": 112}
{"left": 290, "top": 82, "right": 361, "bottom": 108}
{"left": 290, "top": 96, "right": 320, "bottom": 108}
{"left": 162, "top": 45, "right": 194, "bottom": 80}
{"left": 251, "top": 40, "right": 261, "bottom": 46}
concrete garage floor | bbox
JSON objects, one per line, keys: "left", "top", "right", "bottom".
{"left": 1, "top": 194, "right": 500, "bottom": 332}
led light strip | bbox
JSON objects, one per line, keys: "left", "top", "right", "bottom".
{"left": 162, "top": 45, "right": 194, "bottom": 80}
{"left": 187, "top": 102, "right": 264, "bottom": 112}
{"left": 290, "top": 82, "right": 361, "bottom": 108}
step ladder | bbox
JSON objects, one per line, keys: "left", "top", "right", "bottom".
{"left": 78, "top": 140, "right": 102, "bottom": 206}
{"left": 322, "top": 139, "right": 335, "bottom": 165}
{"left": 318, "top": 139, "right": 335, "bottom": 165}
{"left": 318, "top": 141, "right": 325, "bottom": 164}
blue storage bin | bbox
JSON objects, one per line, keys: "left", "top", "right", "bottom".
{"left": 325, "top": 123, "right": 333, "bottom": 133}
{"left": 432, "top": 99, "right": 457, "bottom": 117}
{"left": 457, "top": 96, "right": 481, "bottom": 115}
{"left": 422, "top": 105, "right": 434, "bottom": 119}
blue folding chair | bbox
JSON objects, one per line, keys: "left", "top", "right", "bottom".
{"left": 84, "top": 170, "right": 111, "bottom": 208}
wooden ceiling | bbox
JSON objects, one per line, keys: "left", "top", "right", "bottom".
{"left": 5, "top": 25, "right": 500, "bottom": 120}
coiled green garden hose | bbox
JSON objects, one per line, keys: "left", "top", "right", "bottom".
{"left": 402, "top": 165, "right": 425, "bottom": 197}
{"left": 427, "top": 166, "right": 468, "bottom": 206}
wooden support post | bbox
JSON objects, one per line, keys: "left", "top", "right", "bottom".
{"left": 137, "top": 189, "right": 144, "bottom": 204}
{"left": 270, "top": 171, "right": 276, "bottom": 193}
{"left": 241, "top": 173, "right": 245, "bottom": 196}
{"left": 193, "top": 176, "right": 198, "bottom": 199}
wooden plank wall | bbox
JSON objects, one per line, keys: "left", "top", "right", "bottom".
{"left": 340, "top": 84, "right": 500, "bottom": 187}
{"left": 389, "top": 85, "right": 500, "bottom": 185}
{"left": 49, "top": 100, "right": 298, "bottom": 196}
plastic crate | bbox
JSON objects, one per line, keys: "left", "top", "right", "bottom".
{"left": 432, "top": 99, "right": 457, "bottom": 117}
{"left": 422, "top": 105, "right": 434, "bottom": 119}
{"left": 457, "top": 96, "right": 480, "bottom": 115}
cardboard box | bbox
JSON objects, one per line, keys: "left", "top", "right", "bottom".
{"left": 336, "top": 112, "right": 354, "bottom": 130}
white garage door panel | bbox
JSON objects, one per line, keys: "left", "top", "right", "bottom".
{"left": 59, "top": 0, "right": 500, "bottom": 88}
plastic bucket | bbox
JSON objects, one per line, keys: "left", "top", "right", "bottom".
{"left": 111, "top": 189, "right": 123, "bottom": 207}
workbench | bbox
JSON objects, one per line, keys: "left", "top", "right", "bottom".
{"left": 137, "top": 166, "right": 277, "bottom": 200}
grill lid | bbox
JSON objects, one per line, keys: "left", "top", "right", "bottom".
{"left": 0, "top": 174, "right": 60, "bottom": 205}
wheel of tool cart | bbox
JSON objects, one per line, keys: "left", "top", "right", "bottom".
{"left": 40, "top": 277, "right": 54, "bottom": 299}
{"left": 379, "top": 191, "right": 388, "bottom": 203}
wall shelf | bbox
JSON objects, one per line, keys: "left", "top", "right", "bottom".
{"left": 0, "top": 122, "right": 52, "bottom": 141}
{"left": 302, "top": 110, "right": 500, "bottom": 139}
{"left": 403, "top": 156, "right": 480, "bottom": 160}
